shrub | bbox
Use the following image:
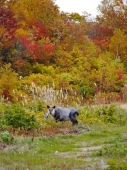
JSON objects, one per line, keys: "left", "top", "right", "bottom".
{"left": 4, "top": 104, "right": 37, "bottom": 130}
{"left": 78, "top": 104, "right": 127, "bottom": 125}
{"left": 0, "top": 64, "right": 20, "bottom": 103}
{"left": 28, "top": 100, "right": 45, "bottom": 112}
{"left": 96, "top": 104, "right": 127, "bottom": 124}
{"left": 0, "top": 131, "right": 13, "bottom": 144}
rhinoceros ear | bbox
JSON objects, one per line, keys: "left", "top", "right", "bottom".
{"left": 47, "top": 105, "right": 50, "bottom": 108}
{"left": 53, "top": 106, "right": 56, "bottom": 109}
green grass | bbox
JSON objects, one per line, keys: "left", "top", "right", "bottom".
{"left": 0, "top": 135, "right": 84, "bottom": 170}
{"left": 0, "top": 151, "right": 84, "bottom": 170}
{"left": 0, "top": 123, "right": 127, "bottom": 169}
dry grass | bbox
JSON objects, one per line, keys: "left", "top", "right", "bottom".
{"left": 29, "top": 82, "right": 83, "bottom": 107}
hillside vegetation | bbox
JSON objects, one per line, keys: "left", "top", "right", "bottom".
{"left": 1, "top": 1, "right": 127, "bottom": 169}
{"left": 0, "top": 0, "right": 127, "bottom": 105}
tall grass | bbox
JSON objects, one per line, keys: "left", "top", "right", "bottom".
{"left": 29, "top": 82, "right": 83, "bottom": 107}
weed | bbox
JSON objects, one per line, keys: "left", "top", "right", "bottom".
{"left": 0, "top": 131, "right": 13, "bottom": 144}
{"left": 107, "top": 159, "right": 127, "bottom": 170}
{"left": 95, "top": 142, "right": 127, "bottom": 157}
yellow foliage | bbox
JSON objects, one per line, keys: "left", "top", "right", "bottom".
{"left": 16, "top": 28, "right": 29, "bottom": 37}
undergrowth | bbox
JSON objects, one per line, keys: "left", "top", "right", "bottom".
{"left": 1, "top": 102, "right": 127, "bottom": 169}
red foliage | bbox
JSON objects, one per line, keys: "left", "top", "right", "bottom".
{"left": 117, "top": 72, "right": 124, "bottom": 80}
{"left": 13, "top": 59, "right": 24, "bottom": 69}
{"left": 93, "top": 25, "right": 114, "bottom": 39}
{"left": 0, "top": 7, "right": 18, "bottom": 40}
{"left": 1, "top": 89, "right": 13, "bottom": 101}
{"left": 19, "top": 36, "right": 39, "bottom": 53}
{"left": 93, "top": 37, "right": 110, "bottom": 50}
{"left": 31, "top": 20, "right": 49, "bottom": 40}
{"left": 19, "top": 35, "right": 56, "bottom": 63}
{"left": 93, "top": 87, "right": 100, "bottom": 93}
{"left": 19, "top": 36, "right": 30, "bottom": 48}
{"left": 42, "top": 43, "right": 56, "bottom": 53}
{"left": 88, "top": 24, "right": 114, "bottom": 50}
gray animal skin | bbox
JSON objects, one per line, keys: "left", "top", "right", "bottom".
{"left": 47, "top": 105, "right": 79, "bottom": 125}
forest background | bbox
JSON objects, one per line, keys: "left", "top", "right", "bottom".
{"left": 1, "top": 0, "right": 127, "bottom": 106}
{"left": 1, "top": 1, "right": 127, "bottom": 169}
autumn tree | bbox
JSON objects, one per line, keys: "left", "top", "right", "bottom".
{"left": 8, "top": 0, "right": 60, "bottom": 31}
{"left": 0, "top": 0, "right": 58, "bottom": 71}
{"left": 0, "top": 7, "right": 18, "bottom": 63}
{"left": 109, "top": 29, "right": 127, "bottom": 67}
{"left": 97, "top": 0, "right": 127, "bottom": 30}
{"left": 67, "top": 13, "right": 87, "bottom": 50}
{"left": 0, "top": 0, "right": 11, "bottom": 7}
{"left": 89, "top": 53, "right": 125, "bottom": 94}
{"left": 0, "top": 64, "right": 19, "bottom": 102}
{"left": 87, "top": 22, "right": 114, "bottom": 50}
{"left": 16, "top": 20, "right": 56, "bottom": 65}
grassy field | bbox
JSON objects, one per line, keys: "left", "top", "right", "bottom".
{"left": 0, "top": 122, "right": 127, "bottom": 170}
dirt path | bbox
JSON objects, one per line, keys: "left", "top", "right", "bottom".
{"left": 55, "top": 143, "right": 110, "bottom": 170}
